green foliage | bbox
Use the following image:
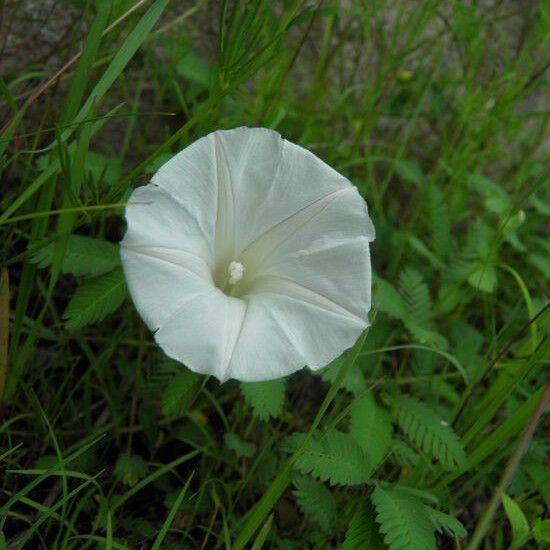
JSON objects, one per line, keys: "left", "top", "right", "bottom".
{"left": 31, "top": 235, "right": 120, "bottom": 276}
{"left": 501, "top": 493, "right": 530, "bottom": 550}
{"left": 372, "top": 485, "right": 436, "bottom": 550}
{"left": 374, "top": 268, "right": 447, "bottom": 349}
{"left": 241, "top": 378, "right": 285, "bottom": 421}
{"left": 115, "top": 454, "right": 148, "bottom": 487}
{"left": 63, "top": 268, "right": 127, "bottom": 329}
{"left": 161, "top": 367, "right": 202, "bottom": 419}
{"left": 533, "top": 518, "right": 550, "bottom": 543}
{"left": 294, "top": 431, "right": 372, "bottom": 486}
{"left": 349, "top": 392, "right": 393, "bottom": 467}
{"left": 343, "top": 502, "right": 385, "bottom": 550}
{"left": 426, "top": 507, "right": 467, "bottom": 539}
{"left": 1, "top": 0, "right": 548, "bottom": 547}
{"left": 224, "top": 433, "right": 256, "bottom": 458}
{"left": 394, "top": 159, "right": 426, "bottom": 187}
{"left": 426, "top": 183, "right": 452, "bottom": 258}
{"left": 292, "top": 476, "right": 337, "bottom": 532}
{"left": 398, "top": 267, "right": 447, "bottom": 349}
{"left": 321, "top": 353, "right": 367, "bottom": 394}
{"left": 393, "top": 395, "right": 466, "bottom": 469}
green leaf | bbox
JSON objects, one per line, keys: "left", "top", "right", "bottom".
{"left": 425, "top": 507, "right": 467, "bottom": 539}
{"left": 84, "top": 152, "right": 123, "bottom": 186}
{"left": 224, "top": 433, "right": 256, "bottom": 458}
{"left": 405, "top": 324, "right": 448, "bottom": 350}
{"left": 399, "top": 267, "right": 448, "bottom": 349}
{"left": 321, "top": 353, "right": 366, "bottom": 395}
{"left": 161, "top": 367, "right": 202, "bottom": 418}
{"left": 349, "top": 392, "right": 393, "bottom": 467}
{"left": 60, "top": 0, "right": 112, "bottom": 125}
{"left": 390, "top": 439, "right": 420, "bottom": 468}
{"left": 294, "top": 430, "right": 372, "bottom": 486}
{"left": 426, "top": 183, "right": 452, "bottom": 258}
{"left": 373, "top": 278, "right": 408, "bottom": 320}
{"left": 467, "top": 262, "right": 497, "bottom": 293}
{"left": 394, "top": 159, "right": 426, "bottom": 187}
{"left": 151, "top": 472, "right": 194, "bottom": 550}
{"left": 372, "top": 485, "right": 436, "bottom": 550}
{"left": 66, "top": 0, "right": 170, "bottom": 141}
{"left": 527, "top": 252, "right": 550, "bottom": 278}
{"left": 292, "top": 476, "right": 337, "bottom": 532}
{"left": 241, "top": 378, "right": 285, "bottom": 421}
{"left": 176, "top": 43, "right": 214, "bottom": 87}
{"left": 467, "top": 173, "right": 511, "bottom": 213}
{"left": 343, "top": 501, "right": 385, "bottom": 549}
{"left": 533, "top": 518, "right": 550, "bottom": 542}
{"left": 394, "top": 395, "right": 466, "bottom": 469}
{"left": 502, "top": 493, "right": 530, "bottom": 549}
{"left": 114, "top": 454, "right": 147, "bottom": 487}
{"left": 31, "top": 235, "right": 120, "bottom": 276}
{"left": 399, "top": 267, "right": 432, "bottom": 328}
{"left": 63, "top": 268, "right": 126, "bottom": 330}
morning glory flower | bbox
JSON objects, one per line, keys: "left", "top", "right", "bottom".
{"left": 120, "top": 127, "right": 374, "bottom": 382}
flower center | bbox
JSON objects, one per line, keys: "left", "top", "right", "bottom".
{"left": 227, "top": 261, "right": 245, "bottom": 285}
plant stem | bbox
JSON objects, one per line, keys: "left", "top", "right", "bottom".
{"left": 0, "top": 268, "right": 9, "bottom": 407}
{"left": 466, "top": 383, "right": 550, "bottom": 550}
{"left": 232, "top": 330, "right": 368, "bottom": 549}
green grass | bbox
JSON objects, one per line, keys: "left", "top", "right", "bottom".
{"left": 1, "top": 0, "right": 549, "bottom": 548}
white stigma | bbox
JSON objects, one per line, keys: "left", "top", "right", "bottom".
{"left": 227, "top": 261, "right": 245, "bottom": 285}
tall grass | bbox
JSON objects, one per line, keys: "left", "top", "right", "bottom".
{"left": 1, "top": 1, "right": 548, "bottom": 548}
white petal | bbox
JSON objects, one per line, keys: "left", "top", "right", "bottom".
{"left": 121, "top": 185, "right": 214, "bottom": 267}
{"left": 150, "top": 140, "right": 219, "bottom": 252}
{"left": 240, "top": 186, "right": 373, "bottom": 319}
{"left": 246, "top": 237, "right": 372, "bottom": 321}
{"left": 155, "top": 290, "right": 246, "bottom": 382}
{"left": 209, "top": 128, "right": 371, "bottom": 254}
{"left": 120, "top": 247, "right": 213, "bottom": 331}
{"left": 227, "top": 286, "right": 367, "bottom": 382}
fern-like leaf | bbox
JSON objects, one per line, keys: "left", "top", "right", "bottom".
{"left": 292, "top": 476, "right": 337, "bottom": 532}
{"left": 399, "top": 267, "right": 448, "bottom": 349}
{"left": 31, "top": 235, "right": 120, "bottom": 276}
{"left": 162, "top": 366, "right": 202, "bottom": 418}
{"left": 349, "top": 392, "right": 393, "bottom": 467}
{"left": 294, "top": 430, "right": 372, "bottom": 486}
{"left": 394, "top": 395, "right": 466, "bottom": 469}
{"left": 376, "top": 271, "right": 447, "bottom": 349}
{"left": 425, "top": 506, "right": 467, "bottom": 539}
{"left": 224, "top": 433, "right": 256, "bottom": 458}
{"left": 63, "top": 268, "right": 126, "bottom": 329}
{"left": 241, "top": 378, "right": 285, "bottom": 421}
{"left": 343, "top": 501, "right": 385, "bottom": 549}
{"left": 390, "top": 439, "right": 421, "bottom": 468}
{"left": 399, "top": 267, "right": 432, "bottom": 327}
{"left": 372, "top": 485, "right": 436, "bottom": 550}
{"left": 373, "top": 278, "right": 408, "bottom": 320}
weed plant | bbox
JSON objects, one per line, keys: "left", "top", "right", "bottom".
{"left": 0, "top": 1, "right": 549, "bottom": 548}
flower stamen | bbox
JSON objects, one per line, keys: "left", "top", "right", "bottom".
{"left": 227, "top": 261, "right": 245, "bottom": 285}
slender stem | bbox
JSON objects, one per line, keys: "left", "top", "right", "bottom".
{"left": 452, "top": 303, "right": 549, "bottom": 427}
{"left": 232, "top": 330, "right": 368, "bottom": 549}
{"left": 0, "top": 202, "right": 127, "bottom": 226}
{"left": 466, "top": 383, "right": 550, "bottom": 550}
{"left": 0, "top": 268, "right": 9, "bottom": 406}
{"left": 262, "top": 0, "right": 324, "bottom": 122}
{"left": 126, "top": 325, "right": 146, "bottom": 455}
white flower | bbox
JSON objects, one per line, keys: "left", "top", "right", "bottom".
{"left": 120, "top": 127, "right": 375, "bottom": 382}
